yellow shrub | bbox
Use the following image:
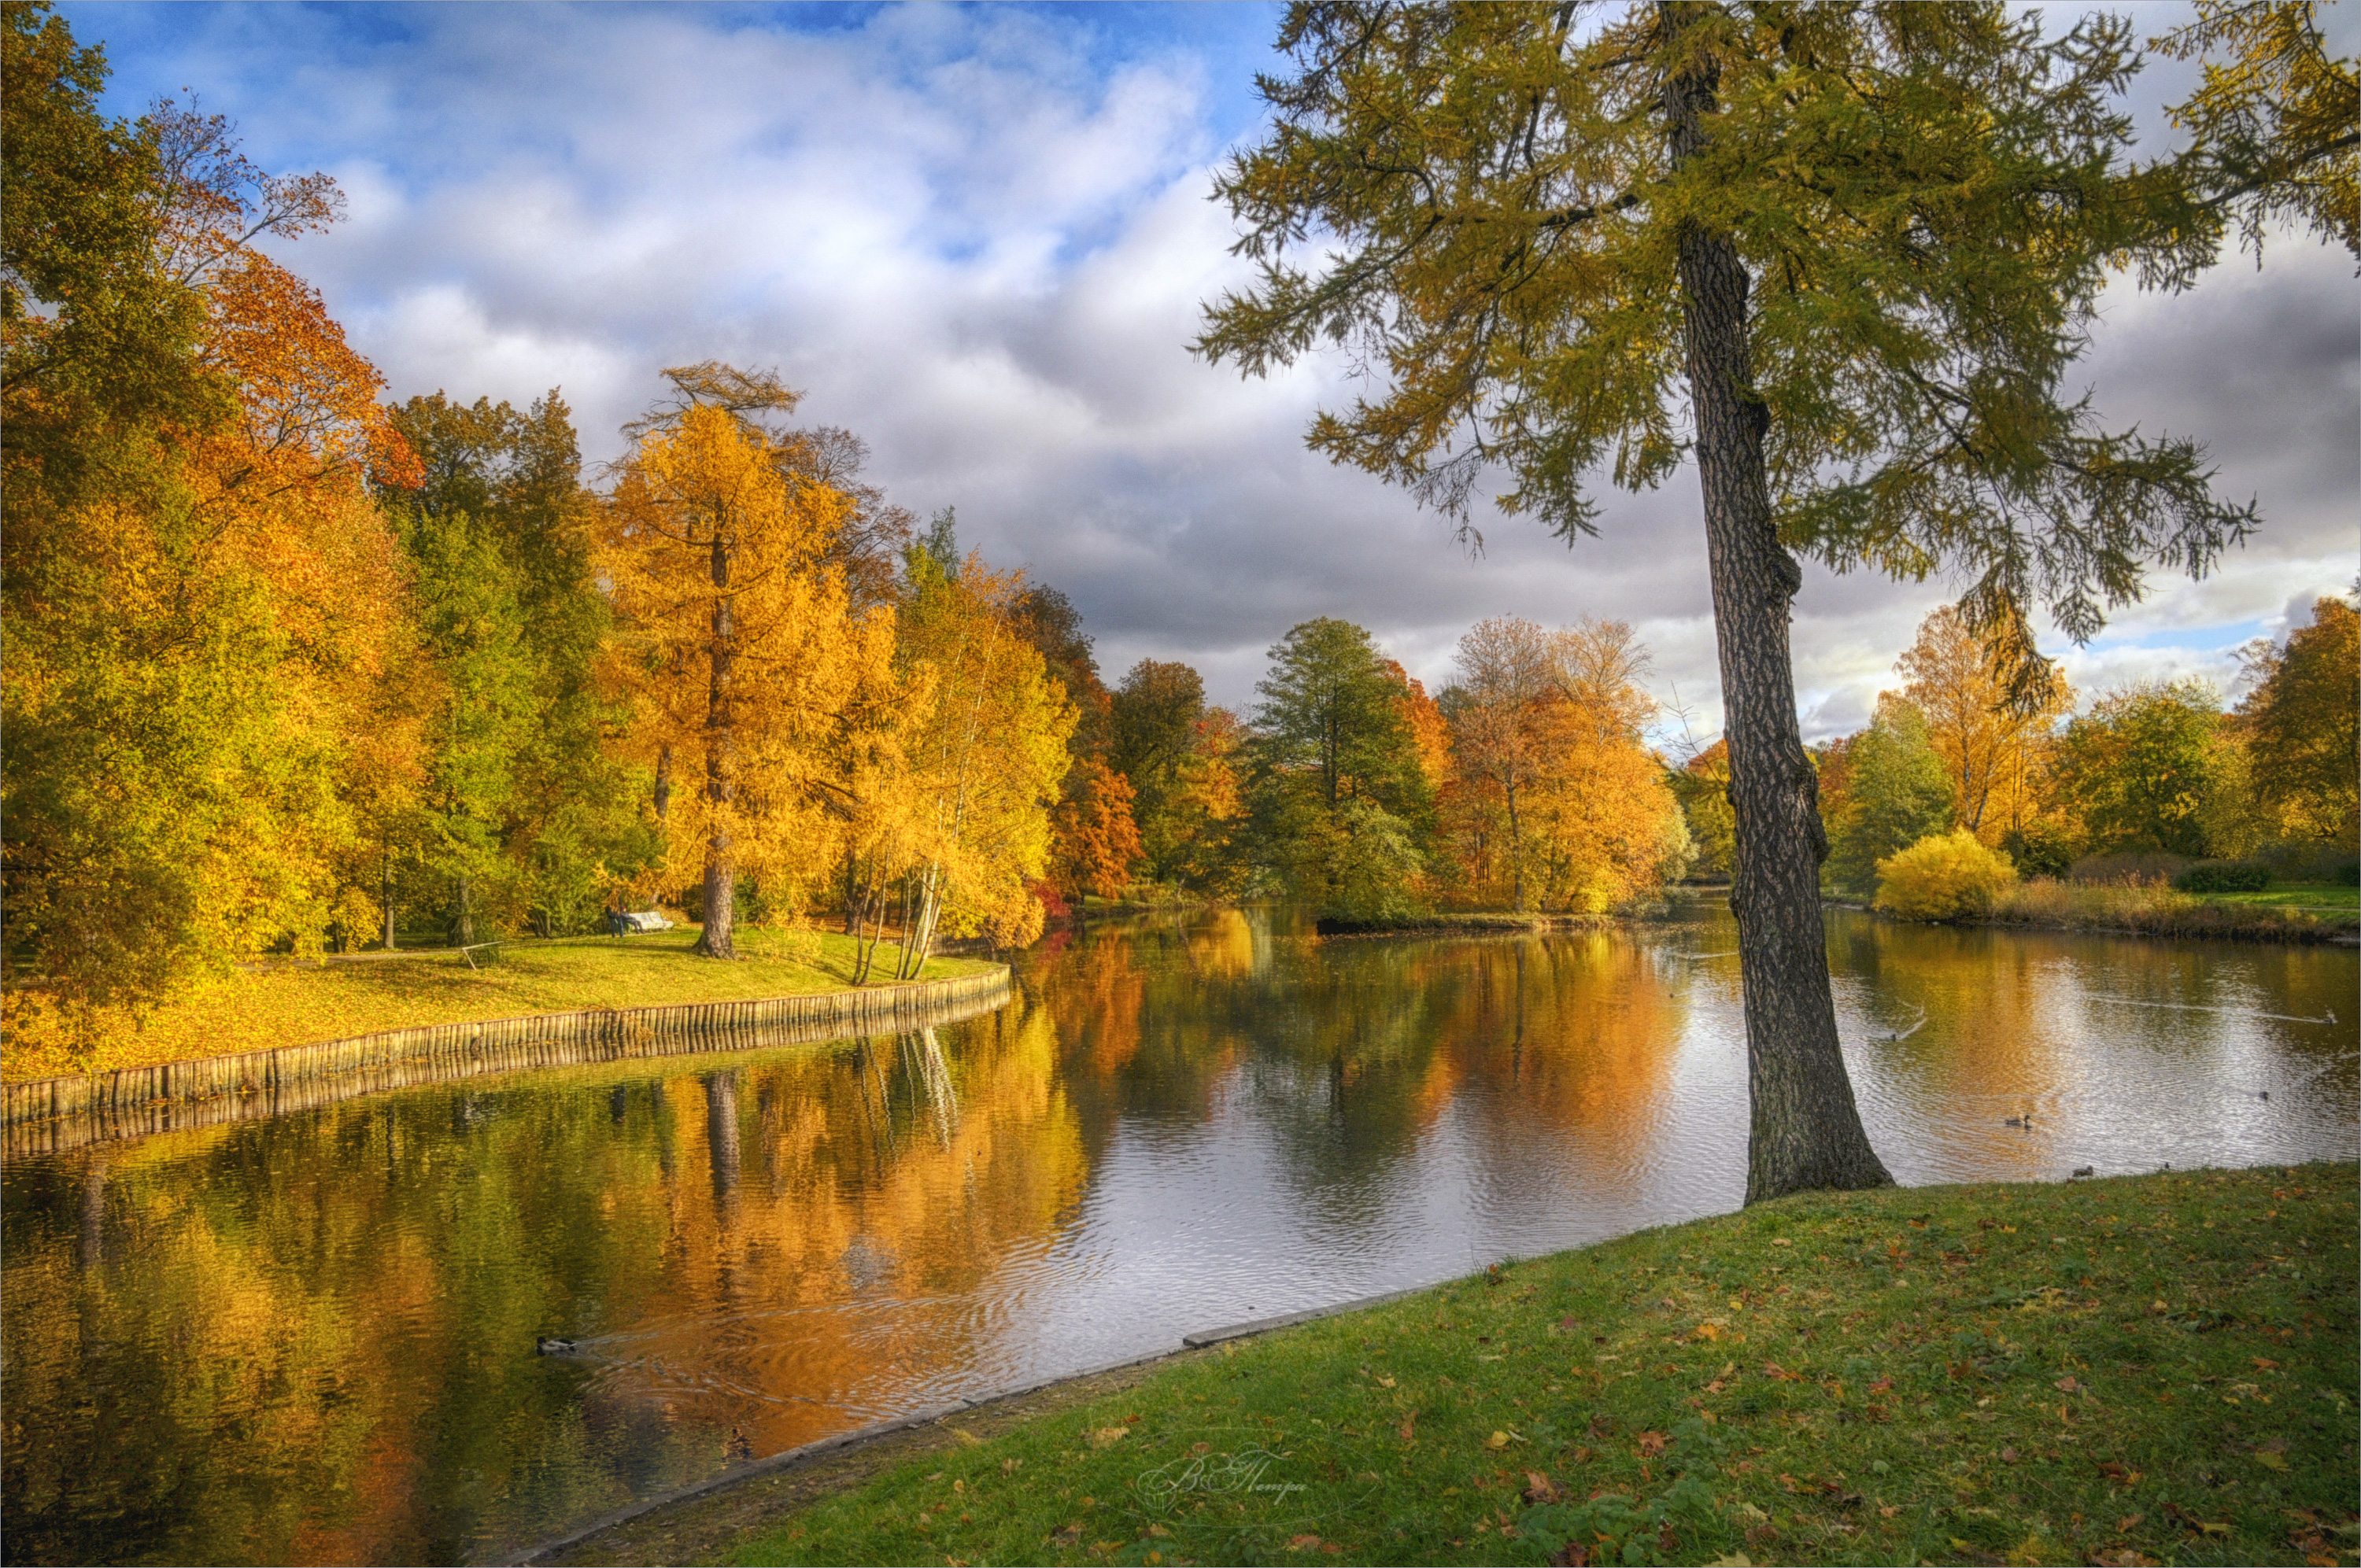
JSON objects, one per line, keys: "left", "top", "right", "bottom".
{"left": 1875, "top": 829, "right": 2018, "bottom": 921}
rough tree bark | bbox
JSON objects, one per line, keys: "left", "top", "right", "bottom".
{"left": 1663, "top": 5, "right": 1893, "bottom": 1202}
{"left": 694, "top": 529, "right": 737, "bottom": 959}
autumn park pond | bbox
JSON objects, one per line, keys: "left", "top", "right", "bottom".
{"left": 5, "top": 900, "right": 2355, "bottom": 1566}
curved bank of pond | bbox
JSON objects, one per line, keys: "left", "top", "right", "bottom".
{"left": 0, "top": 968, "right": 1011, "bottom": 1157}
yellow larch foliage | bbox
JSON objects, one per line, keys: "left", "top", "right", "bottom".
{"left": 1895, "top": 603, "right": 2073, "bottom": 847}
{"left": 599, "top": 400, "right": 900, "bottom": 951}
{"left": 858, "top": 554, "right": 1077, "bottom": 976}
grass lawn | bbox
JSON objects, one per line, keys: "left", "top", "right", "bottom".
{"left": 2205, "top": 885, "right": 2361, "bottom": 917}
{"left": 1986, "top": 880, "right": 2357, "bottom": 941}
{"left": 2, "top": 928, "right": 996, "bottom": 1082}
{"left": 722, "top": 1164, "right": 2356, "bottom": 1568}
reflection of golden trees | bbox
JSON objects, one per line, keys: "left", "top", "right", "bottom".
{"left": 1427, "top": 936, "right": 1686, "bottom": 1196}
{"left": 1, "top": 1008, "right": 1092, "bottom": 1565}
{"left": 1186, "top": 909, "right": 1258, "bottom": 981}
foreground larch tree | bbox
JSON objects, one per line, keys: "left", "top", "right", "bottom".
{"left": 2151, "top": 0, "right": 2358, "bottom": 262}
{"left": 600, "top": 378, "right": 896, "bottom": 959}
{"left": 1199, "top": 2, "right": 2259, "bottom": 1201}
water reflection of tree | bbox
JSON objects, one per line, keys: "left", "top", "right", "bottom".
{"left": 0, "top": 1007, "right": 1093, "bottom": 1566}
{"left": 1830, "top": 914, "right": 2358, "bottom": 1178}
{"left": 1028, "top": 915, "right": 1690, "bottom": 1232}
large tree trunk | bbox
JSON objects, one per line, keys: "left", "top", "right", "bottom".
{"left": 1665, "top": 8, "right": 1891, "bottom": 1203}
{"left": 695, "top": 532, "right": 737, "bottom": 959}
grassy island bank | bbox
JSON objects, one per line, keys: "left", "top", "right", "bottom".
{"left": 1978, "top": 881, "right": 2358, "bottom": 944}
{"left": 550, "top": 1164, "right": 2356, "bottom": 1568}
{"left": 2, "top": 929, "right": 996, "bottom": 1083}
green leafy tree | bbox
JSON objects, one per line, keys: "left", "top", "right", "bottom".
{"left": 383, "top": 391, "right": 648, "bottom": 943}
{"left": 1245, "top": 618, "right": 1432, "bottom": 917}
{"left": 2237, "top": 596, "right": 2359, "bottom": 848}
{"left": 1196, "top": 3, "right": 2257, "bottom": 1200}
{"left": 2, "top": 0, "right": 217, "bottom": 506}
{"left": 1110, "top": 658, "right": 1208, "bottom": 879}
{"left": 2056, "top": 681, "right": 2229, "bottom": 858}
{"left": 1824, "top": 699, "right": 1956, "bottom": 896}
{"left": 1251, "top": 618, "right": 1432, "bottom": 821}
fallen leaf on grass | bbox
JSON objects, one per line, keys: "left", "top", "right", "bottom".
{"left": 1485, "top": 1430, "right": 1512, "bottom": 1449}
{"left": 1635, "top": 1430, "right": 1668, "bottom": 1456}
{"left": 1086, "top": 1427, "right": 1129, "bottom": 1448}
{"left": 2055, "top": 1376, "right": 2080, "bottom": 1393}
{"left": 1397, "top": 1411, "right": 1417, "bottom": 1441}
{"left": 1376, "top": 1375, "right": 1395, "bottom": 1389}
{"left": 1521, "top": 1470, "right": 1561, "bottom": 1505}
{"left": 2001, "top": 1447, "right": 2020, "bottom": 1463}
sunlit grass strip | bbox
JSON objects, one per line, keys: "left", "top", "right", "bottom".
{"left": 731, "top": 1165, "right": 2358, "bottom": 1568}
{"left": 1, "top": 928, "right": 996, "bottom": 1083}
{"left": 1983, "top": 880, "right": 2355, "bottom": 942}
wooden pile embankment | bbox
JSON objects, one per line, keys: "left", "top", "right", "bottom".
{"left": 1, "top": 968, "right": 1011, "bottom": 1159}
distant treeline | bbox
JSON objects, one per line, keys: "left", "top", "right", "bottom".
{"left": 1671, "top": 600, "right": 2360, "bottom": 902}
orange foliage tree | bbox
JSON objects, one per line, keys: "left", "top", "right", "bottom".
{"left": 847, "top": 549, "right": 1075, "bottom": 980}
{"left": 1051, "top": 758, "right": 1145, "bottom": 902}
{"left": 4, "top": 66, "right": 420, "bottom": 1045}
{"left": 1895, "top": 603, "right": 2073, "bottom": 846}
{"left": 1443, "top": 618, "right": 1685, "bottom": 911}
{"left": 599, "top": 372, "right": 900, "bottom": 959}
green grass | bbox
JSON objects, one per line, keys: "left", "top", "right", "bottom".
{"left": 733, "top": 1166, "right": 2357, "bottom": 1568}
{"left": 2204, "top": 884, "right": 2361, "bottom": 916}
{"left": 1986, "top": 880, "right": 2356, "bottom": 941}
{"left": 2, "top": 928, "right": 995, "bottom": 1082}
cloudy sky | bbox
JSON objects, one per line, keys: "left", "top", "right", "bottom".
{"left": 68, "top": 1, "right": 2359, "bottom": 741}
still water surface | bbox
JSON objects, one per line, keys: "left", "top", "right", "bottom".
{"left": 5, "top": 902, "right": 2354, "bottom": 1564}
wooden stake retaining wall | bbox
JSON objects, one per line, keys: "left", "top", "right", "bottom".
{"left": 1, "top": 968, "right": 1011, "bottom": 1159}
